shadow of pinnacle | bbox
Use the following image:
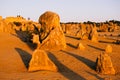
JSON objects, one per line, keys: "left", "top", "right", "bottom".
{"left": 15, "top": 48, "right": 32, "bottom": 69}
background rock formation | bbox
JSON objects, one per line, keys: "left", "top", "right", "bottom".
{"left": 105, "top": 45, "right": 112, "bottom": 53}
{"left": 60, "top": 20, "right": 120, "bottom": 41}
{"left": 77, "top": 43, "right": 85, "bottom": 50}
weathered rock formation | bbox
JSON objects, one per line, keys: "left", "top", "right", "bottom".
{"left": 89, "top": 27, "right": 98, "bottom": 43}
{"left": 32, "top": 34, "right": 40, "bottom": 44}
{"left": 61, "top": 23, "right": 99, "bottom": 41}
{"left": 5, "top": 16, "right": 26, "bottom": 23}
{"left": 98, "top": 22, "right": 119, "bottom": 32}
{"left": 105, "top": 45, "right": 112, "bottom": 53}
{"left": 0, "top": 20, "right": 6, "bottom": 32}
{"left": 28, "top": 49, "right": 58, "bottom": 72}
{"left": 32, "top": 34, "right": 41, "bottom": 49}
{"left": 96, "top": 52, "right": 115, "bottom": 75}
{"left": 38, "top": 11, "right": 66, "bottom": 51}
{"left": 60, "top": 20, "right": 120, "bottom": 41}
{"left": 77, "top": 23, "right": 89, "bottom": 40}
{"left": 0, "top": 15, "right": 41, "bottom": 37}
{"left": 28, "top": 11, "right": 68, "bottom": 72}
{"left": 77, "top": 43, "right": 85, "bottom": 50}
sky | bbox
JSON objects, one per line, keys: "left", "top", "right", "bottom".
{"left": 0, "top": 0, "right": 120, "bottom": 22}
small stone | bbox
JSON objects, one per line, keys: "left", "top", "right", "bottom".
{"left": 105, "top": 45, "right": 112, "bottom": 53}
{"left": 77, "top": 43, "right": 85, "bottom": 50}
{"left": 32, "top": 34, "right": 40, "bottom": 44}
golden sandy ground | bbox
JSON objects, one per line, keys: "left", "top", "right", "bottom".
{"left": 0, "top": 32, "right": 120, "bottom": 80}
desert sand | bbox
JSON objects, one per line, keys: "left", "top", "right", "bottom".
{"left": 0, "top": 30, "right": 120, "bottom": 80}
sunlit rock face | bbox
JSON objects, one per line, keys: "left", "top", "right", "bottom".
{"left": 96, "top": 52, "right": 115, "bottom": 75}
{"left": 28, "top": 49, "right": 58, "bottom": 72}
{"left": 0, "top": 20, "right": 16, "bottom": 33}
{"left": 89, "top": 27, "right": 98, "bottom": 43}
{"left": 77, "top": 43, "right": 85, "bottom": 51}
{"left": 38, "top": 11, "right": 66, "bottom": 51}
{"left": 105, "top": 45, "right": 112, "bottom": 53}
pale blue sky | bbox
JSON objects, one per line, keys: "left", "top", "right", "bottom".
{"left": 0, "top": 0, "right": 120, "bottom": 22}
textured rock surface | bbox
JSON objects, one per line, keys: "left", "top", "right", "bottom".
{"left": 105, "top": 45, "right": 112, "bottom": 53}
{"left": 38, "top": 11, "right": 66, "bottom": 51}
{"left": 28, "top": 49, "right": 58, "bottom": 72}
{"left": 77, "top": 43, "right": 85, "bottom": 50}
{"left": 79, "top": 23, "right": 88, "bottom": 40}
{"left": 90, "top": 27, "right": 98, "bottom": 43}
{"left": 0, "top": 20, "right": 6, "bottom": 32}
{"left": 96, "top": 52, "right": 115, "bottom": 75}
{"left": 32, "top": 34, "right": 40, "bottom": 44}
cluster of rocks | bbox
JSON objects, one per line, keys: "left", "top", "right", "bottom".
{"left": 61, "top": 21, "right": 119, "bottom": 39}
{"left": 28, "top": 11, "right": 66, "bottom": 72}
{"left": 0, "top": 16, "right": 41, "bottom": 42}
{"left": 61, "top": 20, "right": 119, "bottom": 33}
{"left": 77, "top": 43, "right": 116, "bottom": 75}
{"left": 97, "top": 22, "right": 119, "bottom": 32}
{"left": 1, "top": 15, "right": 119, "bottom": 43}
{"left": 61, "top": 23, "right": 99, "bottom": 43}
{"left": 61, "top": 22, "right": 96, "bottom": 40}
{"left": 0, "top": 11, "right": 117, "bottom": 75}
{"left": 0, "top": 11, "right": 66, "bottom": 72}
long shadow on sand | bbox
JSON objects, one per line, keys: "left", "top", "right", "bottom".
{"left": 61, "top": 50, "right": 95, "bottom": 70}
{"left": 99, "top": 40, "right": 114, "bottom": 44}
{"left": 86, "top": 71, "right": 103, "bottom": 80}
{"left": 12, "top": 30, "right": 37, "bottom": 51}
{"left": 65, "top": 35, "right": 80, "bottom": 40}
{"left": 15, "top": 48, "right": 32, "bottom": 68}
{"left": 87, "top": 45, "right": 104, "bottom": 51}
{"left": 48, "top": 52, "right": 86, "bottom": 80}
{"left": 67, "top": 43, "right": 77, "bottom": 49}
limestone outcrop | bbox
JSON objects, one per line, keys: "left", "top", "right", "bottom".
{"left": 96, "top": 52, "right": 115, "bottom": 74}
{"left": 105, "top": 45, "right": 112, "bottom": 53}
{"left": 28, "top": 49, "right": 58, "bottom": 72}
{"left": 89, "top": 27, "right": 98, "bottom": 43}
{"left": 77, "top": 43, "right": 85, "bottom": 50}
{"left": 38, "top": 11, "right": 66, "bottom": 51}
